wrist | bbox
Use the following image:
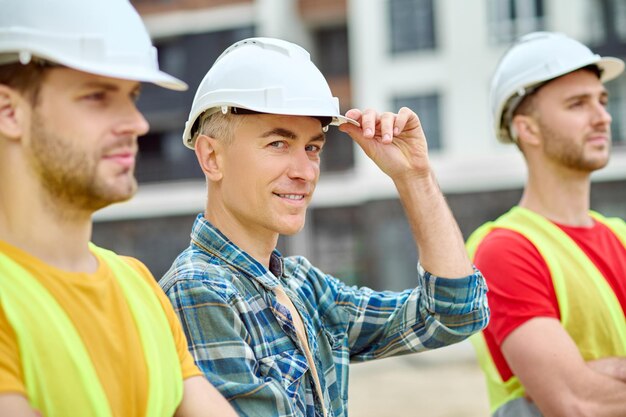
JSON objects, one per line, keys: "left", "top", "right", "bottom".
{"left": 393, "top": 169, "right": 438, "bottom": 195}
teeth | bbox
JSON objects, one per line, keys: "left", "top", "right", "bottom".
{"left": 278, "top": 194, "right": 304, "bottom": 200}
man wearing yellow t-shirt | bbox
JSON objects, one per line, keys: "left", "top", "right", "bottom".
{"left": 0, "top": 1, "right": 237, "bottom": 416}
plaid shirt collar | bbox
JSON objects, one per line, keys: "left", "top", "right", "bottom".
{"left": 190, "top": 214, "right": 285, "bottom": 290}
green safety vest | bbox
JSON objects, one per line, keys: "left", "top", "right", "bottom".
{"left": 466, "top": 207, "right": 626, "bottom": 414}
{"left": 0, "top": 244, "right": 183, "bottom": 417}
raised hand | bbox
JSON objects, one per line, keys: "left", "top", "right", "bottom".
{"left": 338, "top": 107, "right": 430, "bottom": 181}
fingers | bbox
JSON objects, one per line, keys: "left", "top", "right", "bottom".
{"left": 340, "top": 107, "right": 418, "bottom": 144}
{"left": 379, "top": 112, "right": 396, "bottom": 144}
{"left": 395, "top": 107, "right": 416, "bottom": 135}
{"left": 344, "top": 108, "right": 362, "bottom": 122}
{"left": 360, "top": 109, "right": 377, "bottom": 139}
{"left": 339, "top": 108, "right": 369, "bottom": 141}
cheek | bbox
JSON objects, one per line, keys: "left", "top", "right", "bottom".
{"left": 222, "top": 155, "right": 268, "bottom": 194}
{"left": 556, "top": 112, "right": 586, "bottom": 129}
{"left": 313, "top": 161, "right": 321, "bottom": 176}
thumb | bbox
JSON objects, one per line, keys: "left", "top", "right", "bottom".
{"left": 338, "top": 122, "right": 370, "bottom": 149}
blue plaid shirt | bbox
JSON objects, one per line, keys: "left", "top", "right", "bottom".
{"left": 160, "top": 215, "right": 489, "bottom": 417}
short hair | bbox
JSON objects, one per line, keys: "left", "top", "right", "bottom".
{"left": 0, "top": 62, "right": 49, "bottom": 104}
{"left": 513, "top": 64, "right": 603, "bottom": 119}
{"left": 194, "top": 110, "right": 244, "bottom": 145}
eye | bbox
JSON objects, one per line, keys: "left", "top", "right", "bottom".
{"left": 130, "top": 89, "right": 141, "bottom": 103}
{"left": 568, "top": 100, "right": 584, "bottom": 109}
{"left": 268, "top": 141, "right": 286, "bottom": 149}
{"left": 305, "top": 144, "right": 322, "bottom": 153}
{"left": 82, "top": 91, "right": 107, "bottom": 102}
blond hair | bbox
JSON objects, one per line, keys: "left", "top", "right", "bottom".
{"left": 193, "top": 109, "right": 244, "bottom": 145}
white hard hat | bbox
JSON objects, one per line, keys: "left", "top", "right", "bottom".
{"left": 491, "top": 31, "right": 624, "bottom": 143}
{"left": 183, "top": 37, "right": 358, "bottom": 149}
{"left": 0, "top": 0, "right": 187, "bottom": 91}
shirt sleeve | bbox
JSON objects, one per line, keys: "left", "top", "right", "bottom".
{"left": 473, "top": 228, "right": 559, "bottom": 346}
{"left": 325, "top": 262, "right": 489, "bottom": 361}
{"left": 122, "top": 257, "right": 202, "bottom": 380}
{"left": 164, "top": 278, "right": 296, "bottom": 417}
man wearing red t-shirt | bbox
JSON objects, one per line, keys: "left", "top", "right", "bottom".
{"left": 467, "top": 32, "right": 626, "bottom": 416}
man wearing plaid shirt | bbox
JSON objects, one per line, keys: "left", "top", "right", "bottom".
{"left": 160, "top": 37, "right": 489, "bottom": 417}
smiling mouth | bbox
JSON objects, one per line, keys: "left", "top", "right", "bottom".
{"left": 275, "top": 193, "right": 305, "bottom": 201}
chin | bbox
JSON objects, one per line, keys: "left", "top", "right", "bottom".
{"left": 277, "top": 220, "right": 306, "bottom": 236}
{"left": 110, "top": 177, "right": 138, "bottom": 199}
{"left": 279, "top": 226, "right": 305, "bottom": 236}
{"left": 109, "top": 192, "right": 135, "bottom": 205}
{"left": 90, "top": 184, "right": 137, "bottom": 210}
{"left": 586, "top": 155, "right": 610, "bottom": 171}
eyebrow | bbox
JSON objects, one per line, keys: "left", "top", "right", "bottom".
{"left": 261, "top": 128, "right": 297, "bottom": 140}
{"left": 564, "top": 89, "right": 608, "bottom": 102}
{"left": 79, "top": 81, "right": 142, "bottom": 96}
{"left": 80, "top": 81, "right": 120, "bottom": 91}
{"left": 261, "top": 128, "right": 326, "bottom": 143}
{"left": 311, "top": 133, "right": 326, "bottom": 144}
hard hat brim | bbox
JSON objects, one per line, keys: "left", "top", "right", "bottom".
{"left": 597, "top": 56, "right": 625, "bottom": 83}
{"left": 332, "top": 115, "right": 361, "bottom": 128}
{"left": 0, "top": 51, "right": 188, "bottom": 91}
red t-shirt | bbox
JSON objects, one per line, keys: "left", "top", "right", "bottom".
{"left": 473, "top": 219, "right": 626, "bottom": 381}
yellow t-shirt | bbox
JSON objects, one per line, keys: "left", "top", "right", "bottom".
{"left": 0, "top": 241, "right": 202, "bottom": 416}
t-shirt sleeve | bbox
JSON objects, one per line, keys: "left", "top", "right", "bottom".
{"left": 0, "top": 302, "right": 25, "bottom": 396}
{"left": 122, "top": 257, "right": 202, "bottom": 380}
{"left": 473, "top": 228, "right": 560, "bottom": 346}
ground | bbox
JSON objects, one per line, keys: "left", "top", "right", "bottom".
{"left": 347, "top": 340, "right": 490, "bottom": 417}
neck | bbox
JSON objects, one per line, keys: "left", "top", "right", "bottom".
{"left": 204, "top": 207, "right": 278, "bottom": 268}
{"left": 0, "top": 182, "right": 97, "bottom": 272}
{"left": 520, "top": 164, "right": 592, "bottom": 226}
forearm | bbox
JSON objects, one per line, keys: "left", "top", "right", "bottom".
{"left": 339, "top": 107, "right": 474, "bottom": 278}
{"left": 340, "top": 269, "right": 488, "bottom": 359}
{"left": 504, "top": 319, "right": 626, "bottom": 417}
{"left": 587, "top": 357, "right": 626, "bottom": 383}
{"left": 393, "top": 171, "right": 473, "bottom": 278}
{"left": 585, "top": 378, "right": 626, "bottom": 417}
{"left": 539, "top": 367, "right": 626, "bottom": 417}
{"left": 563, "top": 358, "right": 626, "bottom": 417}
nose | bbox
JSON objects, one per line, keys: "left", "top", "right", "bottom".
{"left": 114, "top": 101, "right": 150, "bottom": 137}
{"left": 288, "top": 148, "right": 319, "bottom": 182}
{"left": 593, "top": 102, "right": 612, "bottom": 127}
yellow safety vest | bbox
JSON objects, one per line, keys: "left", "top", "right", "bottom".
{"left": 466, "top": 207, "right": 626, "bottom": 414}
{"left": 0, "top": 244, "right": 183, "bottom": 417}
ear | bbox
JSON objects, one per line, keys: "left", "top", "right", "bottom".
{"left": 511, "top": 114, "right": 540, "bottom": 147}
{"left": 0, "top": 85, "right": 27, "bottom": 141}
{"left": 194, "top": 134, "right": 223, "bottom": 181}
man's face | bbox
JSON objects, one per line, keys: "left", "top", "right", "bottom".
{"left": 24, "top": 67, "right": 149, "bottom": 211}
{"left": 531, "top": 69, "right": 612, "bottom": 172}
{"left": 216, "top": 114, "right": 325, "bottom": 239}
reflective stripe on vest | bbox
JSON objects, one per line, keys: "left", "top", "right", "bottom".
{"left": 0, "top": 244, "right": 183, "bottom": 417}
{"left": 466, "top": 207, "right": 626, "bottom": 415}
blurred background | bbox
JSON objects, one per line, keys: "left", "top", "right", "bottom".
{"left": 93, "top": 0, "right": 626, "bottom": 415}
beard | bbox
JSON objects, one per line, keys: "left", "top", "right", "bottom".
{"left": 29, "top": 111, "right": 138, "bottom": 213}
{"left": 539, "top": 118, "right": 611, "bottom": 172}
